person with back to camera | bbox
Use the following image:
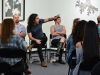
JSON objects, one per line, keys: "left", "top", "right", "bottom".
{"left": 66, "top": 18, "right": 80, "bottom": 63}
{"left": 68, "top": 20, "right": 87, "bottom": 75}
{"left": 73, "top": 20, "right": 99, "bottom": 75}
{"left": 0, "top": 18, "right": 31, "bottom": 75}
{"left": 66, "top": 18, "right": 80, "bottom": 75}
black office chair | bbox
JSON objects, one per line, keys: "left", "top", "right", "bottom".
{"left": 91, "top": 61, "right": 100, "bottom": 75}
{"left": 77, "top": 60, "right": 99, "bottom": 75}
{"left": 0, "top": 62, "right": 12, "bottom": 74}
{"left": 68, "top": 49, "right": 76, "bottom": 75}
{"left": 0, "top": 48, "right": 27, "bottom": 75}
{"left": 49, "top": 34, "right": 67, "bottom": 62}
{"left": 28, "top": 33, "right": 48, "bottom": 62}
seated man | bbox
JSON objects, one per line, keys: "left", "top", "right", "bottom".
{"left": 27, "top": 13, "right": 60, "bottom": 67}
{"left": 13, "top": 14, "right": 26, "bottom": 39}
{"left": 0, "top": 18, "right": 31, "bottom": 75}
{"left": 50, "top": 16, "right": 66, "bottom": 64}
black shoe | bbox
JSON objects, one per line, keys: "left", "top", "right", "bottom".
{"left": 56, "top": 53, "right": 60, "bottom": 57}
{"left": 58, "top": 60, "right": 66, "bottom": 64}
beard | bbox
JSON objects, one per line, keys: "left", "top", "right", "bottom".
{"left": 15, "top": 20, "right": 19, "bottom": 23}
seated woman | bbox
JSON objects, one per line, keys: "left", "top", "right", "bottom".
{"left": 66, "top": 18, "right": 80, "bottom": 75}
{"left": 73, "top": 21, "right": 99, "bottom": 75}
{"left": 0, "top": 19, "right": 31, "bottom": 75}
{"left": 67, "top": 20, "right": 86, "bottom": 75}
{"left": 66, "top": 18, "right": 80, "bottom": 63}
{"left": 50, "top": 17, "right": 66, "bottom": 64}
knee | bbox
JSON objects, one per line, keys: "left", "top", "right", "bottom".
{"left": 60, "top": 37, "right": 66, "bottom": 42}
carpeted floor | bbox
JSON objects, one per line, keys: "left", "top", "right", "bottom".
{"left": 28, "top": 62, "right": 69, "bottom": 75}
{"left": 27, "top": 49, "right": 69, "bottom": 75}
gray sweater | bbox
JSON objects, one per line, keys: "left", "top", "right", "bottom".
{"left": 76, "top": 48, "right": 83, "bottom": 64}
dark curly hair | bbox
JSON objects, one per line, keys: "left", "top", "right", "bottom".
{"left": 72, "top": 20, "right": 87, "bottom": 45}
{"left": 27, "top": 13, "right": 38, "bottom": 28}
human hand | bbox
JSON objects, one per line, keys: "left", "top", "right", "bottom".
{"left": 55, "top": 32, "right": 60, "bottom": 35}
{"left": 54, "top": 14, "right": 60, "bottom": 20}
{"left": 56, "top": 31, "right": 59, "bottom": 33}
{"left": 35, "top": 39, "right": 41, "bottom": 44}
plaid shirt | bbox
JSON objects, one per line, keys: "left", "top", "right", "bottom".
{"left": 0, "top": 35, "right": 27, "bottom": 66}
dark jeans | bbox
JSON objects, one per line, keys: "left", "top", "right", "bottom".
{"left": 51, "top": 39, "right": 61, "bottom": 47}
{"left": 31, "top": 35, "right": 47, "bottom": 61}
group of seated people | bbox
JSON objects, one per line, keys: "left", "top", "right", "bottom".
{"left": 66, "top": 15, "right": 100, "bottom": 75}
{"left": 0, "top": 13, "right": 100, "bottom": 75}
{"left": 0, "top": 13, "right": 67, "bottom": 75}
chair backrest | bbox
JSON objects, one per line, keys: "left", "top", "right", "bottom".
{"left": 50, "top": 34, "right": 52, "bottom": 39}
{"left": 91, "top": 61, "right": 100, "bottom": 75}
{"left": 0, "top": 48, "right": 26, "bottom": 61}
{"left": 0, "top": 62, "right": 11, "bottom": 73}
{"left": 68, "top": 49, "right": 76, "bottom": 69}
{"left": 71, "top": 49, "right": 76, "bottom": 57}
{"left": 77, "top": 60, "right": 99, "bottom": 75}
{"left": 79, "top": 60, "right": 99, "bottom": 71}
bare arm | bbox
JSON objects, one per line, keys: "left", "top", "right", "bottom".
{"left": 28, "top": 33, "right": 41, "bottom": 44}
{"left": 28, "top": 33, "right": 37, "bottom": 41}
{"left": 44, "top": 14, "right": 60, "bottom": 23}
{"left": 14, "top": 31, "right": 26, "bottom": 37}
{"left": 50, "top": 26, "right": 59, "bottom": 36}
{"left": 76, "top": 42, "right": 82, "bottom": 49}
{"left": 56, "top": 25, "right": 66, "bottom": 35}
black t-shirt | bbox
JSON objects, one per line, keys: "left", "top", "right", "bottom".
{"left": 27, "top": 19, "right": 44, "bottom": 39}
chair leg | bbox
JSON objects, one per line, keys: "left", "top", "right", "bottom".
{"left": 45, "top": 48, "right": 46, "bottom": 59}
{"left": 29, "top": 51, "right": 31, "bottom": 60}
{"left": 25, "top": 73, "right": 26, "bottom": 75}
{"left": 68, "top": 67, "right": 70, "bottom": 75}
{"left": 65, "top": 51, "right": 67, "bottom": 60}
{"left": 47, "top": 49, "right": 49, "bottom": 62}
{"left": 49, "top": 49, "right": 51, "bottom": 63}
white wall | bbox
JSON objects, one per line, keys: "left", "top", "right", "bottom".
{"left": 0, "top": 0, "right": 100, "bottom": 48}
